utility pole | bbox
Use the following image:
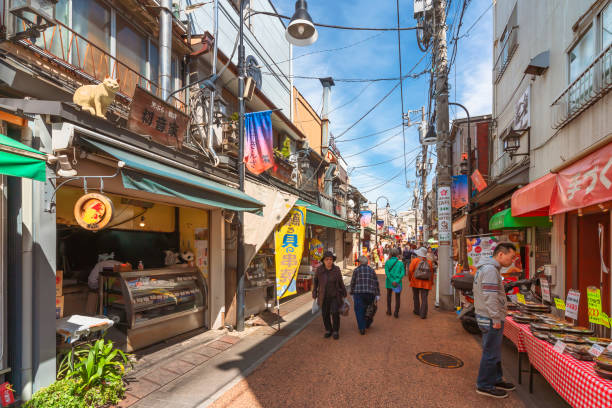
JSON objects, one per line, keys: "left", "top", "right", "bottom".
{"left": 419, "top": 106, "right": 428, "bottom": 245}
{"left": 236, "top": 0, "right": 246, "bottom": 331}
{"left": 434, "top": 0, "right": 453, "bottom": 310}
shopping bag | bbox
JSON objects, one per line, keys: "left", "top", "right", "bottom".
{"left": 340, "top": 298, "right": 351, "bottom": 317}
{"left": 365, "top": 300, "right": 378, "bottom": 320}
{"left": 311, "top": 299, "right": 319, "bottom": 314}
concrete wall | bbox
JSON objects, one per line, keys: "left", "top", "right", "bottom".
{"left": 188, "top": 0, "right": 292, "bottom": 115}
{"left": 493, "top": 0, "right": 610, "bottom": 180}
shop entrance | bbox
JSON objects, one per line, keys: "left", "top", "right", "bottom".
{"left": 566, "top": 212, "right": 610, "bottom": 325}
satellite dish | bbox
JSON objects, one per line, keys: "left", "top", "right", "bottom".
{"left": 246, "top": 55, "right": 262, "bottom": 90}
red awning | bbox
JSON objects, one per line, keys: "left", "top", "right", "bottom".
{"left": 511, "top": 173, "right": 557, "bottom": 217}
{"left": 550, "top": 142, "right": 612, "bottom": 215}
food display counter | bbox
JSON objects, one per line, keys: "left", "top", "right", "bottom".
{"left": 100, "top": 266, "right": 207, "bottom": 351}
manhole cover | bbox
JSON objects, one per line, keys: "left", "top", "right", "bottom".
{"left": 416, "top": 352, "right": 464, "bottom": 369}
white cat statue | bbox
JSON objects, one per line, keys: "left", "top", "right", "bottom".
{"left": 73, "top": 76, "right": 120, "bottom": 118}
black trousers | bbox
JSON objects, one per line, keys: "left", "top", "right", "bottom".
{"left": 386, "top": 288, "right": 401, "bottom": 314}
{"left": 322, "top": 297, "right": 340, "bottom": 333}
{"left": 412, "top": 287, "right": 429, "bottom": 318}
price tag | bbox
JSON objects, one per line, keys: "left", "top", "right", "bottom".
{"left": 587, "top": 286, "right": 603, "bottom": 325}
{"left": 553, "top": 340, "right": 566, "bottom": 354}
{"left": 589, "top": 344, "right": 605, "bottom": 357}
{"left": 541, "top": 278, "right": 551, "bottom": 303}
{"left": 565, "top": 289, "right": 581, "bottom": 320}
{"left": 554, "top": 298, "right": 566, "bottom": 310}
{"left": 516, "top": 293, "right": 526, "bottom": 304}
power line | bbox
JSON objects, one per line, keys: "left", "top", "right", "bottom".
{"left": 335, "top": 124, "right": 403, "bottom": 143}
{"left": 456, "top": 2, "right": 493, "bottom": 40}
{"left": 342, "top": 130, "right": 403, "bottom": 158}
{"left": 260, "top": 69, "right": 429, "bottom": 83}
{"left": 350, "top": 150, "right": 414, "bottom": 169}
{"left": 395, "top": 0, "right": 408, "bottom": 187}
{"left": 328, "top": 82, "right": 375, "bottom": 115}
{"left": 252, "top": 10, "right": 421, "bottom": 31}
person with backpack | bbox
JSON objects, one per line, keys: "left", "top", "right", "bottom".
{"left": 408, "top": 247, "right": 434, "bottom": 319}
{"left": 384, "top": 248, "right": 405, "bottom": 318}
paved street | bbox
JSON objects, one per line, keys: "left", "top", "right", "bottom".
{"left": 211, "top": 271, "right": 526, "bottom": 408}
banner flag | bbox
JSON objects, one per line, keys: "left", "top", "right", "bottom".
{"left": 359, "top": 210, "right": 372, "bottom": 227}
{"left": 275, "top": 206, "right": 306, "bottom": 299}
{"left": 244, "top": 110, "right": 275, "bottom": 175}
{"left": 388, "top": 226, "right": 396, "bottom": 235}
{"left": 451, "top": 175, "right": 468, "bottom": 208}
{"left": 376, "top": 220, "right": 384, "bottom": 230}
{"left": 471, "top": 169, "right": 487, "bottom": 192}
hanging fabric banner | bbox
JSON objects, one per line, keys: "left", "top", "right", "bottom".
{"left": 244, "top": 110, "right": 275, "bottom": 175}
{"left": 388, "top": 226, "right": 396, "bottom": 235}
{"left": 471, "top": 169, "right": 488, "bottom": 192}
{"left": 359, "top": 210, "right": 372, "bottom": 227}
{"left": 376, "top": 220, "right": 384, "bottom": 230}
{"left": 275, "top": 206, "right": 306, "bottom": 299}
{"left": 451, "top": 175, "right": 468, "bottom": 208}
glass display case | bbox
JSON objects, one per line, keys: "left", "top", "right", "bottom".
{"left": 100, "top": 267, "right": 207, "bottom": 351}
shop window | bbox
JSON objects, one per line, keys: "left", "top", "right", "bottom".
{"left": 149, "top": 41, "right": 159, "bottom": 93}
{"left": 116, "top": 15, "right": 147, "bottom": 94}
{"left": 495, "top": 3, "right": 518, "bottom": 81}
{"left": 569, "top": 26, "right": 595, "bottom": 83}
{"left": 603, "top": 3, "right": 612, "bottom": 49}
{"left": 72, "top": 0, "right": 111, "bottom": 81}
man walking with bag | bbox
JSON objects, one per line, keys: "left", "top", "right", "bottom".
{"left": 474, "top": 242, "right": 517, "bottom": 399}
{"left": 408, "top": 247, "right": 434, "bottom": 319}
{"left": 350, "top": 256, "right": 380, "bottom": 335}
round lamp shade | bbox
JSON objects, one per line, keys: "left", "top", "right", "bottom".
{"left": 285, "top": 0, "right": 318, "bottom": 46}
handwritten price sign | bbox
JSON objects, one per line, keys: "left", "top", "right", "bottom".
{"left": 541, "top": 278, "right": 551, "bottom": 303}
{"left": 516, "top": 293, "right": 526, "bottom": 304}
{"left": 565, "top": 289, "right": 581, "bottom": 320}
{"left": 554, "top": 298, "right": 566, "bottom": 310}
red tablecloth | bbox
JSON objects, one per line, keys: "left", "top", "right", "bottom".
{"left": 504, "top": 316, "right": 527, "bottom": 352}
{"left": 510, "top": 317, "right": 612, "bottom": 408}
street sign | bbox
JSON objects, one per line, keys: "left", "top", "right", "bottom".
{"left": 565, "top": 289, "right": 580, "bottom": 320}
{"left": 437, "top": 186, "right": 451, "bottom": 244}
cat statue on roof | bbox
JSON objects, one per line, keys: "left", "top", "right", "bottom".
{"left": 73, "top": 76, "right": 120, "bottom": 118}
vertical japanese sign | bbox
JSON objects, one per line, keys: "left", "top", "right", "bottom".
{"left": 550, "top": 141, "right": 612, "bottom": 214}
{"left": 565, "top": 289, "right": 581, "bottom": 320}
{"left": 275, "top": 206, "right": 306, "bottom": 299}
{"left": 128, "top": 86, "right": 189, "bottom": 148}
{"left": 471, "top": 169, "right": 488, "bottom": 192}
{"left": 438, "top": 186, "right": 452, "bottom": 244}
{"left": 359, "top": 210, "right": 372, "bottom": 227}
{"left": 244, "top": 110, "right": 275, "bottom": 175}
{"left": 451, "top": 175, "right": 468, "bottom": 208}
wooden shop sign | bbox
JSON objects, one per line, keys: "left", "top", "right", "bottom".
{"left": 74, "top": 193, "right": 114, "bottom": 231}
{"left": 127, "top": 86, "right": 189, "bottom": 148}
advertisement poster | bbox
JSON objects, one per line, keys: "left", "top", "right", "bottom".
{"left": 471, "top": 169, "right": 488, "bottom": 192}
{"left": 244, "top": 110, "right": 275, "bottom": 175}
{"left": 275, "top": 206, "right": 306, "bottom": 299}
{"left": 451, "top": 175, "right": 468, "bottom": 209}
{"left": 376, "top": 220, "right": 384, "bottom": 230}
{"left": 194, "top": 228, "right": 209, "bottom": 278}
{"left": 466, "top": 234, "right": 522, "bottom": 274}
{"left": 359, "top": 210, "right": 372, "bottom": 227}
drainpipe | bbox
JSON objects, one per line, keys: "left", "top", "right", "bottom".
{"left": 159, "top": 0, "right": 172, "bottom": 100}
{"left": 207, "top": 0, "right": 220, "bottom": 166}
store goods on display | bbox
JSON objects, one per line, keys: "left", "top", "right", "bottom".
{"left": 586, "top": 337, "right": 612, "bottom": 347}
{"left": 549, "top": 333, "right": 588, "bottom": 344}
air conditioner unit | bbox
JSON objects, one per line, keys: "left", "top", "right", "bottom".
{"left": 8, "top": 0, "right": 57, "bottom": 41}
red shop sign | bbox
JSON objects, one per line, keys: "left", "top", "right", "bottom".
{"left": 550, "top": 142, "right": 612, "bottom": 214}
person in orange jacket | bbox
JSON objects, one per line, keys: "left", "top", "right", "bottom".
{"left": 408, "top": 247, "right": 435, "bottom": 319}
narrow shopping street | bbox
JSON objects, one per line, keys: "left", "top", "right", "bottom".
{"left": 211, "top": 271, "right": 523, "bottom": 408}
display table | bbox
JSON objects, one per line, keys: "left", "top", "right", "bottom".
{"left": 505, "top": 316, "right": 612, "bottom": 408}
{"left": 504, "top": 316, "right": 527, "bottom": 352}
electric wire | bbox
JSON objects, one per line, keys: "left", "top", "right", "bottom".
{"left": 335, "top": 124, "right": 403, "bottom": 143}
{"left": 349, "top": 150, "right": 415, "bottom": 170}
{"left": 342, "top": 130, "right": 404, "bottom": 159}
{"left": 395, "top": 0, "right": 408, "bottom": 187}
{"left": 251, "top": 10, "right": 420, "bottom": 31}
{"left": 260, "top": 69, "right": 429, "bottom": 83}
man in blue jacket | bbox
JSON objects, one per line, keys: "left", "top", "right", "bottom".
{"left": 473, "top": 242, "right": 517, "bottom": 399}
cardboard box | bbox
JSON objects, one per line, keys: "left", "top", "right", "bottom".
{"left": 56, "top": 270, "right": 63, "bottom": 297}
{"left": 56, "top": 296, "right": 64, "bottom": 319}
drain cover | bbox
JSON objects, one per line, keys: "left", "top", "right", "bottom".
{"left": 416, "top": 352, "right": 464, "bottom": 369}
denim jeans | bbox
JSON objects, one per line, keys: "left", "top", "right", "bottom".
{"left": 353, "top": 293, "right": 375, "bottom": 331}
{"left": 476, "top": 314, "right": 504, "bottom": 390}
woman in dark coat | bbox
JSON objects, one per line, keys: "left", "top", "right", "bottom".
{"left": 312, "top": 251, "right": 347, "bottom": 340}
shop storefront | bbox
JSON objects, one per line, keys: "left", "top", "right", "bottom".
{"left": 52, "top": 127, "right": 263, "bottom": 351}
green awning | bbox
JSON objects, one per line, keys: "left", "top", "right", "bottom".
{"left": 84, "top": 139, "right": 264, "bottom": 214}
{"left": 0, "top": 133, "right": 46, "bottom": 181}
{"left": 294, "top": 199, "right": 347, "bottom": 230}
{"left": 489, "top": 208, "right": 552, "bottom": 230}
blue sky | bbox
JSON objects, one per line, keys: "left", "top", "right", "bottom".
{"left": 274, "top": 0, "right": 493, "bottom": 213}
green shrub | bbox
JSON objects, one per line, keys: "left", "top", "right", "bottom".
{"left": 24, "top": 377, "right": 125, "bottom": 408}
{"left": 58, "top": 339, "right": 130, "bottom": 393}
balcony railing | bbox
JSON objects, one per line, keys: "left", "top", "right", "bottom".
{"left": 16, "top": 20, "right": 186, "bottom": 112}
{"left": 551, "top": 42, "right": 612, "bottom": 129}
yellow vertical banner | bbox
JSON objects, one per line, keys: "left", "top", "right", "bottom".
{"left": 587, "top": 286, "right": 605, "bottom": 326}
{"left": 275, "top": 206, "right": 306, "bottom": 299}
